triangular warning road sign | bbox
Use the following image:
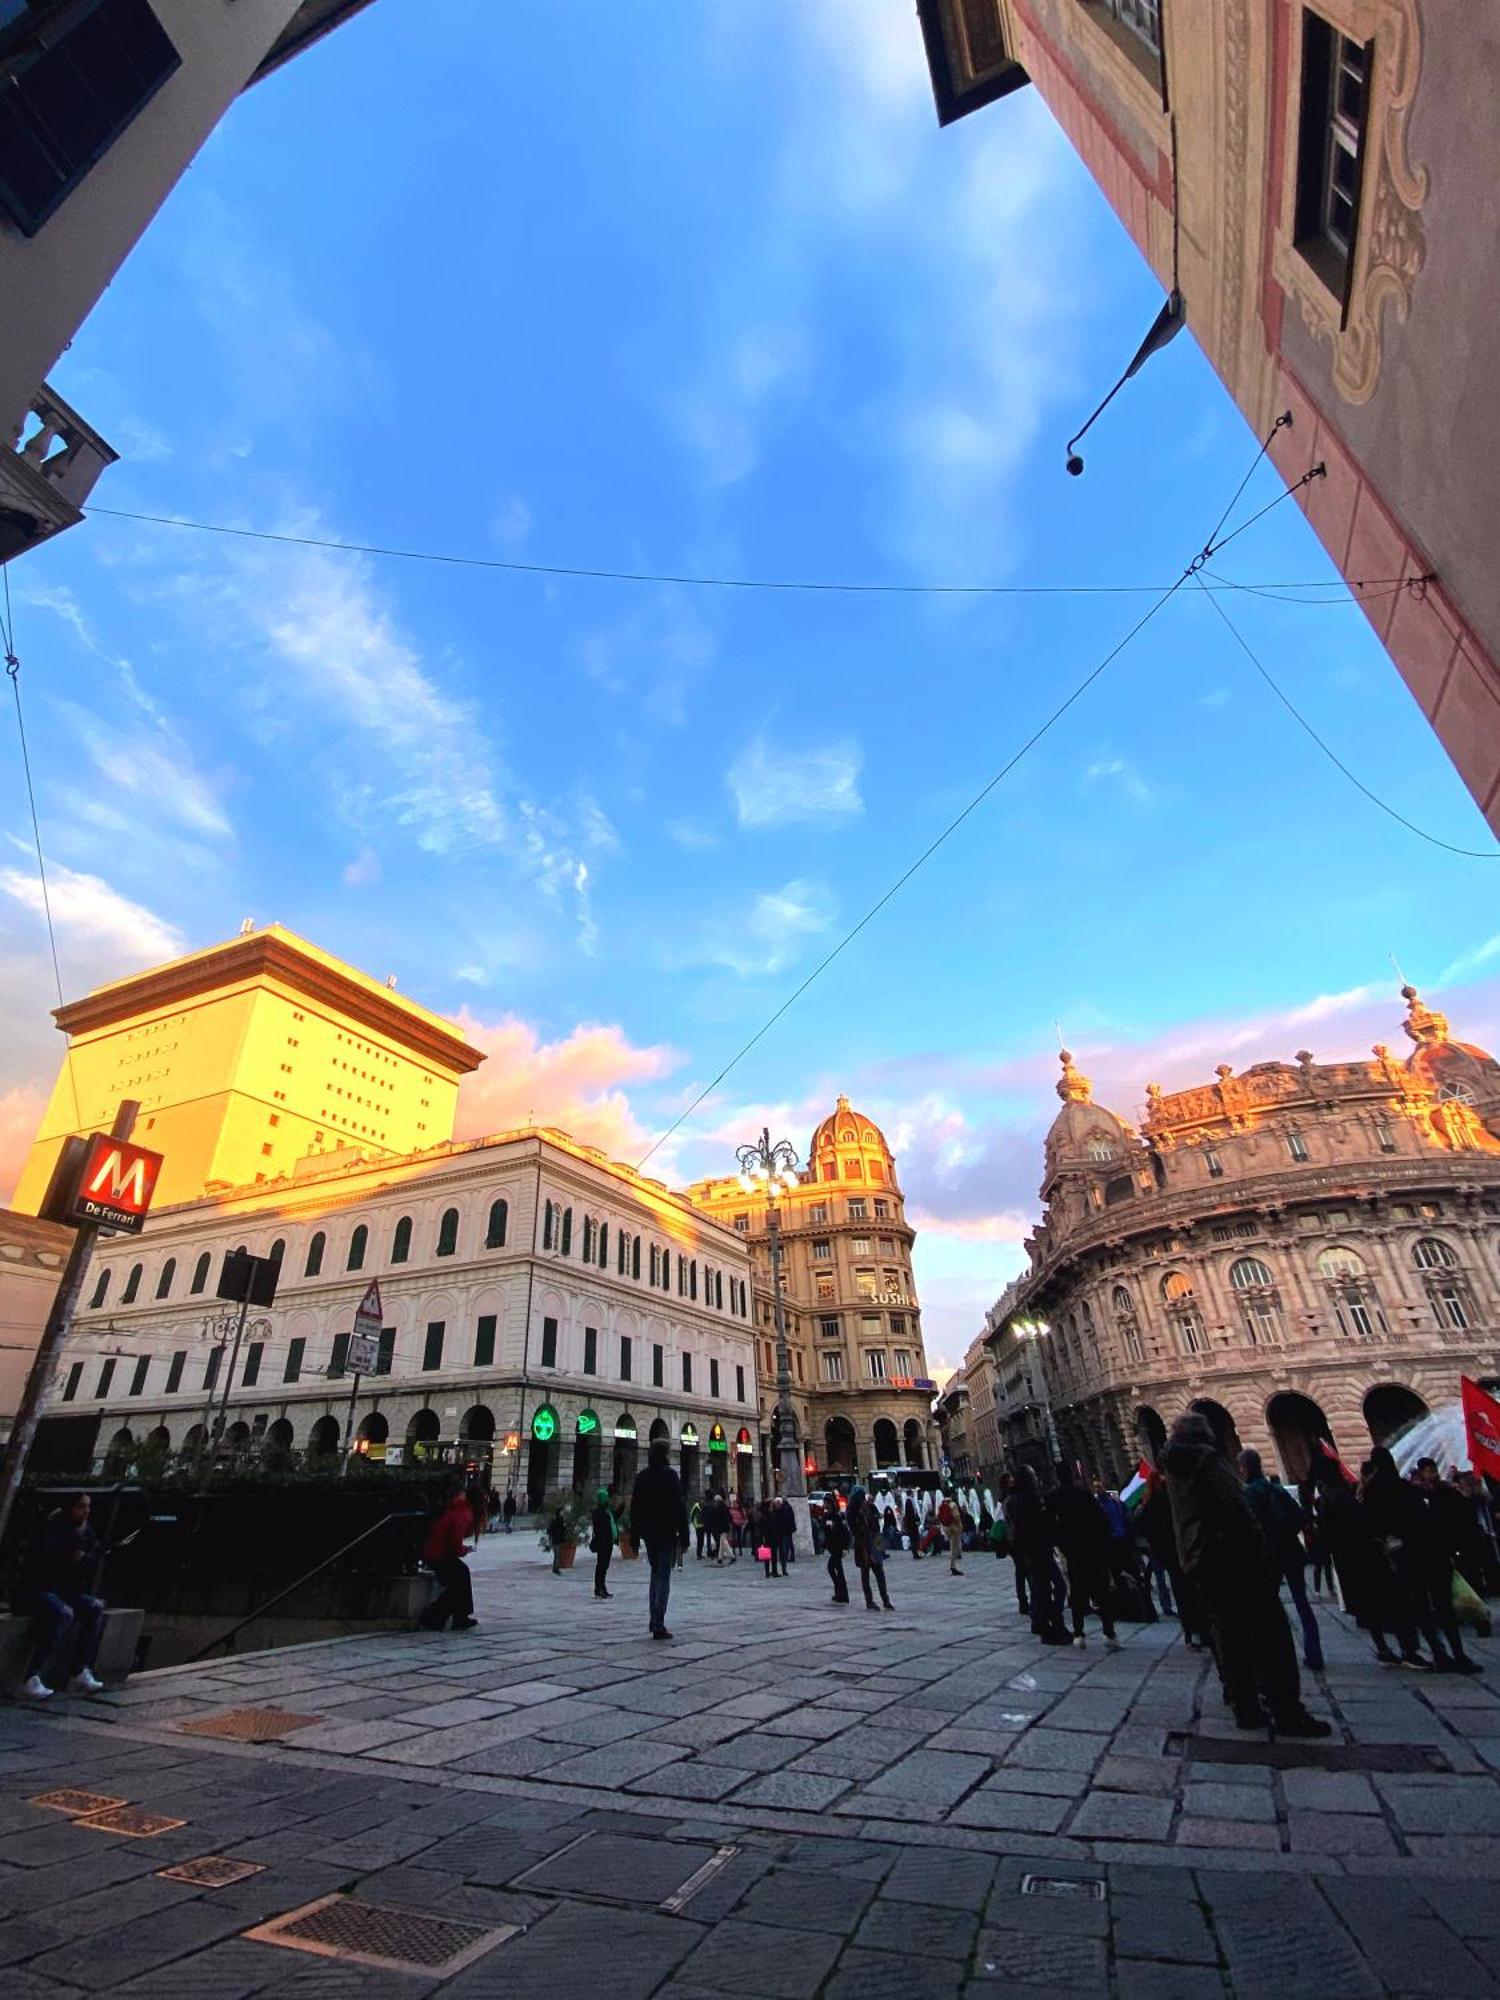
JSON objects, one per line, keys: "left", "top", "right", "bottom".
{"left": 354, "top": 1279, "right": 383, "bottom": 1338}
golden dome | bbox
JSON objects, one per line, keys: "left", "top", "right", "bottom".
{"left": 808, "top": 1095, "right": 898, "bottom": 1190}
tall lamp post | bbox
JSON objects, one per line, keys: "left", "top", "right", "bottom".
{"left": 1013, "top": 1318, "right": 1062, "bottom": 1468}
{"left": 736, "top": 1127, "right": 808, "bottom": 1542}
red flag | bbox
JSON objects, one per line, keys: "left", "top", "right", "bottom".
{"left": 1315, "top": 1435, "right": 1360, "bottom": 1488}
{"left": 1462, "top": 1377, "right": 1500, "bottom": 1481}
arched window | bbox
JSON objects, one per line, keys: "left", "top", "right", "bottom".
{"left": 632, "top": 1235, "right": 641, "bottom": 1281}
{"left": 1161, "top": 1271, "right": 1194, "bottom": 1302}
{"left": 121, "top": 1263, "right": 142, "bottom": 1304}
{"left": 1413, "top": 1237, "right": 1458, "bottom": 1270}
{"left": 155, "top": 1257, "right": 176, "bottom": 1300}
{"left": 391, "top": 1215, "right": 412, "bottom": 1263}
{"left": 582, "top": 1216, "right": 595, "bottom": 1263}
{"left": 190, "top": 1251, "right": 210, "bottom": 1295}
{"left": 268, "top": 1238, "right": 285, "bottom": 1271}
{"left": 1229, "top": 1257, "right": 1275, "bottom": 1290}
{"left": 1087, "top": 1138, "right": 1116, "bottom": 1162}
{"left": 305, "top": 1232, "right": 326, "bottom": 1278}
{"left": 88, "top": 1267, "right": 110, "bottom": 1311}
{"left": 1317, "top": 1246, "right": 1366, "bottom": 1281}
{"left": 486, "top": 1199, "right": 508, "bottom": 1249}
{"left": 598, "top": 1222, "right": 608, "bottom": 1269}
{"left": 560, "top": 1207, "right": 573, "bottom": 1256}
{"left": 715, "top": 1271, "right": 724, "bottom": 1311}
{"left": 617, "top": 1229, "right": 627, "bottom": 1275}
{"left": 1111, "top": 1284, "right": 1133, "bottom": 1313}
{"left": 1439, "top": 1080, "right": 1477, "bottom": 1105}
{"left": 1229, "top": 1257, "right": 1281, "bottom": 1345}
{"left": 347, "top": 1224, "right": 368, "bottom": 1272}
{"left": 543, "top": 1200, "right": 556, "bottom": 1252}
{"left": 1317, "top": 1246, "right": 1387, "bottom": 1340}
{"left": 436, "top": 1207, "right": 458, "bottom": 1258}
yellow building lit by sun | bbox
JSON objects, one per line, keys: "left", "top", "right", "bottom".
{"left": 13, "top": 925, "right": 484, "bottom": 1214}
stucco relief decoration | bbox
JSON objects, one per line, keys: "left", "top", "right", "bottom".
{"left": 1275, "top": 0, "right": 1427, "bottom": 404}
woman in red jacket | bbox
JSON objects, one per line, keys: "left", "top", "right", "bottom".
{"left": 418, "top": 1488, "right": 478, "bottom": 1631}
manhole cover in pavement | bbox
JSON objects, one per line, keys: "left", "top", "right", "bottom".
{"left": 1020, "top": 1873, "right": 1105, "bottom": 1901}
{"left": 244, "top": 1896, "right": 516, "bottom": 1976}
{"left": 30, "top": 1790, "right": 127, "bottom": 1816}
{"left": 78, "top": 1805, "right": 187, "bottom": 1837}
{"left": 1167, "top": 1732, "right": 1449, "bottom": 1773}
{"left": 177, "top": 1706, "right": 323, "bottom": 1741}
{"left": 159, "top": 1856, "right": 266, "bottom": 1888}
{"left": 513, "top": 1831, "right": 716, "bottom": 1906}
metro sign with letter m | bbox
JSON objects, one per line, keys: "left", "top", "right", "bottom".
{"left": 70, "top": 1134, "right": 165, "bottom": 1233}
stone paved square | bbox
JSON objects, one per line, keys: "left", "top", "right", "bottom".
{"left": 0, "top": 1523, "right": 1497, "bottom": 2000}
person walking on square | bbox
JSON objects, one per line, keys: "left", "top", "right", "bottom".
{"left": 938, "top": 1490, "right": 964, "bottom": 1576}
{"left": 14, "top": 1493, "right": 108, "bottom": 1697}
{"left": 772, "top": 1495, "right": 797, "bottom": 1573}
{"left": 824, "top": 1496, "right": 852, "bottom": 1604}
{"left": 502, "top": 1488, "right": 517, "bottom": 1534}
{"left": 417, "top": 1487, "right": 478, "bottom": 1632}
{"left": 630, "top": 1438, "right": 690, "bottom": 1640}
{"left": 1048, "top": 1462, "right": 1119, "bottom": 1651}
{"left": 1363, "top": 1448, "right": 1481, "bottom": 1674}
{"left": 1008, "top": 1466, "right": 1066, "bottom": 1641}
{"left": 590, "top": 1487, "right": 616, "bottom": 1599}
{"left": 1239, "top": 1451, "right": 1323, "bottom": 1673}
{"left": 1165, "top": 1412, "right": 1329, "bottom": 1735}
{"left": 902, "top": 1495, "right": 924, "bottom": 1559}
{"left": 547, "top": 1506, "right": 569, "bottom": 1577}
{"left": 850, "top": 1487, "right": 893, "bottom": 1610}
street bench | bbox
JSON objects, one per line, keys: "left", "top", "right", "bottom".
{"left": 0, "top": 1606, "right": 144, "bottom": 1699}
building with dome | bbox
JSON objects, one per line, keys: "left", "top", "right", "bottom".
{"left": 686, "top": 1097, "right": 938, "bottom": 1490}
{"left": 986, "top": 989, "right": 1500, "bottom": 1484}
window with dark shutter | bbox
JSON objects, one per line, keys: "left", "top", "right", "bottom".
{"left": 0, "top": 0, "right": 182, "bottom": 236}
{"left": 328, "top": 1331, "right": 350, "bottom": 1379}
{"left": 165, "top": 1350, "right": 185, "bottom": 1393}
{"left": 474, "top": 1313, "right": 496, "bottom": 1367}
{"left": 422, "top": 1321, "right": 445, "bottom": 1371}
{"left": 540, "top": 1316, "right": 558, "bottom": 1368}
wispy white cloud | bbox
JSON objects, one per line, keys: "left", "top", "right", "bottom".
{"left": 493, "top": 495, "right": 533, "bottom": 551}
{"left": 728, "top": 736, "right": 863, "bottom": 829}
{"left": 666, "top": 818, "right": 720, "bottom": 851}
{"left": 343, "top": 847, "right": 381, "bottom": 888}
{"left": 63, "top": 706, "right": 232, "bottom": 842}
{"left": 1439, "top": 935, "right": 1500, "bottom": 986}
{"left": 685, "top": 877, "right": 836, "bottom": 978}
{"left": 1082, "top": 754, "right": 1158, "bottom": 809}
{"left": 0, "top": 854, "right": 184, "bottom": 963}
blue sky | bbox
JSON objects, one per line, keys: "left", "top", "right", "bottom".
{"left": 1, "top": 1, "right": 1495, "bottom": 1371}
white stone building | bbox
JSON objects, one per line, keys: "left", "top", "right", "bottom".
{"left": 46, "top": 1126, "right": 760, "bottom": 1506}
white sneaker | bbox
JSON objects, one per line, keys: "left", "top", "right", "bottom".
{"left": 71, "top": 1668, "right": 105, "bottom": 1694}
{"left": 22, "top": 1674, "right": 53, "bottom": 1699}
{"left": 1104, "top": 1637, "right": 1123, "bottom": 1653}
{"left": 1072, "top": 1635, "right": 1087, "bottom": 1648}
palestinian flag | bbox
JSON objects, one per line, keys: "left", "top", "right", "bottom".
{"left": 1120, "top": 1460, "right": 1153, "bottom": 1512}
{"left": 1315, "top": 1435, "right": 1360, "bottom": 1488}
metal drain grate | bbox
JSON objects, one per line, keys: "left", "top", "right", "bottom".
{"left": 29, "top": 1790, "right": 127, "bottom": 1816}
{"left": 1020, "top": 1872, "right": 1105, "bottom": 1901}
{"left": 1167, "top": 1732, "right": 1449, "bottom": 1774}
{"left": 159, "top": 1856, "right": 265, "bottom": 1888}
{"left": 177, "top": 1707, "right": 323, "bottom": 1741}
{"left": 78, "top": 1805, "right": 187, "bottom": 1837}
{"left": 244, "top": 1897, "right": 516, "bottom": 1976}
{"left": 660, "top": 1845, "right": 739, "bottom": 1914}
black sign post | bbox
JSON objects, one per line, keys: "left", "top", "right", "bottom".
{"left": 0, "top": 1101, "right": 139, "bottom": 1552}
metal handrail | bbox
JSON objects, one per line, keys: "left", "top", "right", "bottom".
{"left": 184, "top": 1508, "right": 427, "bottom": 1662}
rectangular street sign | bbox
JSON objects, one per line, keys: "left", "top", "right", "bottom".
{"left": 353, "top": 1279, "right": 383, "bottom": 1341}
{"left": 68, "top": 1134, "right": 164, "bottom": 1233}
{"left": 347, "top": 1333, "right": 379, "bottom": 1375}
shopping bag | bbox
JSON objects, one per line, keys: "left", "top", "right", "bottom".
{"left": 1453, "top": 1568, "right": 1492, "bottom": 1635}
{"left": 756, "top": 1544, "right": 772, "bottom": 1563}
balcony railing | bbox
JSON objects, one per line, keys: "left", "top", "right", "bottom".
{"left": 1, "top": 382, "right": 117, "bottom": 561}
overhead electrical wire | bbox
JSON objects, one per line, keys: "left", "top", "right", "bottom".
{"left": 84, "top": 502, "right": 1407, "bottom": 605}
{"left": 634, "top": 446, "right": 1482, "bottom": 1170}
{"left": 1193, "top": 574, "right": 1499, "bottom": 861}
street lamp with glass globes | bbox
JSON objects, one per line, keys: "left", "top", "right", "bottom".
{"left": 736, "top": 1127, "right": 806, "bottom": 1520}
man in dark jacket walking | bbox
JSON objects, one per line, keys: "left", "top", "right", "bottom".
{"left": 1048, "top": 1463, "right": 1119, "bottom": 1650}
{"left": 630, "top": 1439, "right": 689, "bottom": 1639}
{"left": 590, "top": 1487, "right": 616, "bottom": 1599}
{"left": 1239, "top": 1450, "right": 1323, "bottom": 1671}
{"left": 824, "top": 1499, "right": 851, "bottom": 1603}
{"left": 1166, "top": 1413, "right": 1329, "bottom": 1734}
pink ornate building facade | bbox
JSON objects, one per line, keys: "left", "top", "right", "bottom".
{"left": 989, "top": 988, "right": 1500, "bottom": 1481}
